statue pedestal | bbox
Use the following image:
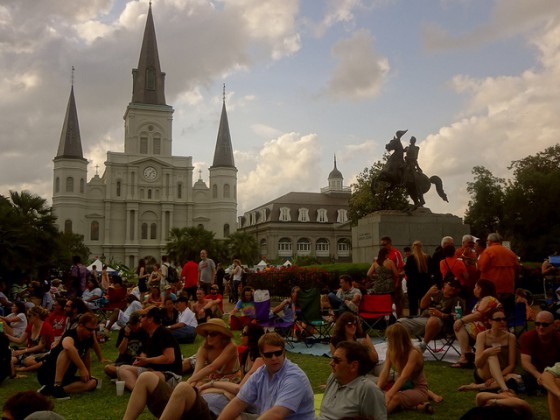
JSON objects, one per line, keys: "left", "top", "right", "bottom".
{"left": 352, "top": 209, "right": 470, "bottom": 263}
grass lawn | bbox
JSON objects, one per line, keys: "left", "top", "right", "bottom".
{"left": 0, "top": 330, "right": 551, "bottom": 419}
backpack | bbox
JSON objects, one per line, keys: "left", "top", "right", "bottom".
{"left": 443, "top": 260, "right": 457, "bottom": 283}
{"left": 165, "top": 263, "right": 178, "bottom": 283}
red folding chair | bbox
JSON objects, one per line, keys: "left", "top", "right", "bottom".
{"left": 357, "top": 294, "right": 394, "bottom": 338}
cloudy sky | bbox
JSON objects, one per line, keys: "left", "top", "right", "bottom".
{"left": 1, "top": 0, "right": 559, "bottom": 222}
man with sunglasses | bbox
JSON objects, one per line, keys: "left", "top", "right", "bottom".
{"left": 218, "top": 332, "right": 315, "bottom": 420}
{"left": 205, "top": 285, "right": 224, "bottom": 317}
{"left": 37, "top": 313, "right": 99, "bottom": 400}
{"left": 520, "top": 310, "right": 560, "bottom": 395}
{"left": 319, "top": 341, "right": 386, "bottom": 420}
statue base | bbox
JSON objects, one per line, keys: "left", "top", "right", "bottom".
{"left": 352, "top": 209, "right": 470, "bottom": 263}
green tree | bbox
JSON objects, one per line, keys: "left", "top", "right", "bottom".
{"left": 464, "top": 166, "right": 506, "bottom": 237}
{"left": 54, "top": 232, "right": 90, "bottom": 269}
{"left": 225, "top": 231, "right": 259, "bottom": 265}
{"left": 348, "top": 157, "right": 408, "bottom": 224}
{"left": 502, "top": 145, "right": 560, "bottom": 259}
{"left": 166, "top": 226, "right": 216, "bottom": 265}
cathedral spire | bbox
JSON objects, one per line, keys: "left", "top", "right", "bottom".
{"left": 55, "top": 76, "right": 84, "bottom": 160}
{"left": 211, "top": 85, "right": 235, "bottom": 168}
{"left": 131, "top": 3, "right": 166, "bottom": 105}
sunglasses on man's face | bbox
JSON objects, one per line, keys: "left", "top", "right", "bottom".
{"left": 331, "top": 356, "right": 345, "bottom": 364}
{"left": 262, "top": 350, "right": 283, "bottom": 359}
{"left": 491, "top": 317, "right": 507, "bottom": 322}
{"left": 535, "top": 321, "right": 552, "bottom": 327}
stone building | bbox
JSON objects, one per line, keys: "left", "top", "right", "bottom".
{"left": 238, "top": 158, "right": 352, "bottom": 262}
{"left": 52, "top": 5, "right": 237, "bottom": 268}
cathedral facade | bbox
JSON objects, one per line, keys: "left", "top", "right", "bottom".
{"left": 52, "top": 5, "right": 237, "bottom": 268}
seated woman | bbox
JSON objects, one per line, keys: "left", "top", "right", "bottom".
{"left": 103, "top": 275, "right": 127, "bottom": 312}
{"left": 229, "top": 286, "right": 256, "bottom": 331}
{"left": 7, "top": 306, "right": 54, "bottom": 372}
{"left": 271, "top": 286, "right": 299, "bottom": 323}
{"left": 329, "top": 312, "right": 380, "bottom": 371}
{"left": 378, "top": 323, "right": 433, "bottom": 414}
{"left": 192, "top": 288, "right": 212, "bottom": 324}
{"left": 82, "top": 275, "right": 103, "bottom": 310}
{"left": 452, "top": 279, "right": 502, "bottom": 367}
{"left": 0, "top": 301, "right": 28, "bottom": 338}
{"left": 145, "top": 285, "right": 163, "bottom": 308}
{"left": 459, "top": 308, "right": 517, "bottom": 394}
{"left": 161, "top": 296, "right": 178, "bottom": 327}
{"left": 45, "top": 298, "right": 68, "bottom": 340}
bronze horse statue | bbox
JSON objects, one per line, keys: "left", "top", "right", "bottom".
{"left": 372, "top": 130, "right": 448, "bottom": 209}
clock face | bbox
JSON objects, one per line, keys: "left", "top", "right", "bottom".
{"left": 143, "top": 166, "right": 158, "bottom": 181}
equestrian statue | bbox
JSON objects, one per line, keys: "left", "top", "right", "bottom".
{"left": 372, "top": 130, "right": 448, "bottom": 210}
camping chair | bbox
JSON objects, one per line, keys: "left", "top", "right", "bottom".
{"left": 357, "top": 294, "right": 394, "bottom": 338}
{"left": 422, "top": 332, "right": 460, "bottom": 361}
{"left": 253, "top": 290, "right": 295, "bottom": 345}
{"left": 296, "top": 288, "right": 333, "bottom": 347}
{"left": 508, "top": 301, "right": 529, "bottom": 338}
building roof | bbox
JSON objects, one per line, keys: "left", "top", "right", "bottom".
{"left": 328, "top": 156, "right": 342, "bottom": 179}
{"left": 211, "top": 96, "right": 235, "bottom": 168}
{"left": 55, "top": 86, "right": 85, "bottom": 160}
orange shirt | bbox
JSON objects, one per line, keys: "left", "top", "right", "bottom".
{"left": 477, "top": 244, "right": 518, "bottom": 294}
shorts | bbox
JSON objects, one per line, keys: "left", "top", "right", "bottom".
{"left": 138, "top": 278, "right": 148, "bottom": 293}
{"left": 148, "top": 379, "right": 215, "bottom": 420}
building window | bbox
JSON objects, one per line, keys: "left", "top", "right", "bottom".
{"left": 197, "top": 224, "right": 204, "bottom": 229}
{"left": 337, "top": 209, "right": 348, "bottom": 223}
{"left": 146, "top": 67, "right": 156, "bottom": 90}
{"left": 296, "top": 238, "right": 311, "bottom": 256}
{"left": 224, "top": 184, "right": 230, "bottom": 198}
{"left": 80, "top": 178, "right": 85, "bottom": 193}
{"left": 260, "top": 239, "right": 267, "bottom": 256}
{"left": 148, "top": 189, "right": 152, "bottom": 199}
{"left": 150, "top": 223, "right": 157, "bottom": 239}
{"left": 64, "top": 219, "right": 72, "bottom": 234}
{"left": 260, "top": 208, "right": 267, "bottom": 222}
{"left": 141, "top": 223, "right": 148, "bottom": 239}
{"left": 224, "top": 224, "right": 230, "bottom": 237}
{"left": 177, "top": 183, "right": 182, "bottom": 199}
{"left": 55, "top": 177, "right": 60, "bottom": 193}
{"left": 90, "top": 221, "right": 99, "bottom": 241}
{"left": 317, "top": 208, "right": 328, "bottom": 223}
{"left": 212, "top": 184, "right": 218, "bottom": 199}
{"left": 337, "top": 239, "right": 352, "bottom": 257}
{"left": 153, "top": 137, "right": 161, "bottom": 154}
{"left": 278, "top": 238, "right": 292, "bottom": 255}
{"left": 116, "top": 181, "right": 121, "bottom": 197}
{"left": 65, "top": 177, "right": 74, "bottom": 192}
{"left": 279, "top": 207, "right": 291, "bottom": 222}
{"left": 140, "top": 137, "right": 148, "bottom": 154}
{"left": 316, "top": 238, "right": 329, "bottom": 253}
{"left": 298, "top": 208, "right": 309, "bottom": 222}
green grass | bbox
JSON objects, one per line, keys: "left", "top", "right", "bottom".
{"left": 0, "top": 330, "right": 551, "bottom": 419}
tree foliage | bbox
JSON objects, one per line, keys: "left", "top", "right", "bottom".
{"left": 166, "top": 226, "right": 217, "bottom": 265}
{"left": 225, "top": 231, "right": 259, "bottom": 265}
{"left": 348, "top": 156, "right": 408, "bottom": 224}
{"left": 464, "top": 145, "right": 560, "bottom": 260}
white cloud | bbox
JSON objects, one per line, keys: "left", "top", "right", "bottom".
{"left": 326, "top": 29, "right": 390, "bottom": 100}
{"left": 237, "top": 132, "right": 322, "bottom": 212}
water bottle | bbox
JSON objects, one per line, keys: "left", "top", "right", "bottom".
{"left": 455, "top": 303, "right": 462, "bottom": 320}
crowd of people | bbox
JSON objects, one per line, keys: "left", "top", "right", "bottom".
{"left": 2, "top": 238, "right": 560, "bottom": 419}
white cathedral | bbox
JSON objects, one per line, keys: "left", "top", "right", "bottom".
{"left": 52, "top": 5, "right": 237, "bottom": 269}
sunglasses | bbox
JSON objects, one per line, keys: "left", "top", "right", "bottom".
{"left": 535, "top": 322, "right": 552, "bottom": 327}
{"left": 346, "top": 321, "right": 357, "bottom": 326}
{"left": 211, "top": 291, "right": 218, "bottom": 294}
{"left": 84, "top": 326, "right": 98, "bottom": 332}
{"left": 262, "top": 350, "right": 283, "bottom": 359}
{"left": 331, "top": 356, "right": 344, "bottom": 364}
{"left": 491, "top": 317, "right": 507, "bottom": 322}
{"left": 206, "top": 331, "right": 220, "bottom": 337}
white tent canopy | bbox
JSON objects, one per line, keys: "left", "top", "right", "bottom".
{"left": 256, "top": 260, "right": 267, "bottom": 268}
{"left": 86, "top": 259, "right": 116, "bottom": 272}
{"left": 282, "top": 260, "right": 292, "bottom": 267}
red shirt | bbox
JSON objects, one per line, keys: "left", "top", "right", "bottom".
{"left": 181, "top": 261, "right": 198, "bottom": 289}
{"left": 388, "top": 247, "right": 404, "bottom": 271}
{"left": 205, "top": 293, "right": 224, "bottom": 312}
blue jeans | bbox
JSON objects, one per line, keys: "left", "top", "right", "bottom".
{"left": 171, "top": 325, "right": 196, "bottom": 344}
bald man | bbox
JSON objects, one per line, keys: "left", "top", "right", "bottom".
{"left": 520, "top": 311, "right": 560, "bottom": 395}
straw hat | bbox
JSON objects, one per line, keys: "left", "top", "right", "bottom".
{"left": 196, "top": 318, "right": 233, "bottom": 338}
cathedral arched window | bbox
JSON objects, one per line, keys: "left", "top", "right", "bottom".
{"left": 141, "top": 223, "right": 148, "bottom": 239}
{"left": 64, "top": 219, "right": 72, "bottom": 234}
{"left": 140, "top": 137, "right": 148, "bottom": 154}
{"left": 150, "top": 223, "right": 157, "bottom": 239}
{"left": 177, "top": 183, "right": 182, "bottom": 199}
{"left": 55, "top": 177, "right": 60, "bottom": 193}
{"left": 90, "top": 221, "right": 99, "bottom": 241}
{"left": 212, "top": 184, "right": 218, "bottom": 199}
{"left": 153, "top": 137, "right": 161, "bottom": 154}
{"left": 223, "top": 224, "right": 230, "bottom": 237}
{"left": 224, "top": 184, "right": 230, "bottom": 198}
{"left": 147, "top": 189, "right": 152, "bottom": 199}
{"left": 80, "top": 178, "right": 85, "bottom": 193}
{"left": 66, "top": 177, "right": 74, "bottom": 192}
{"left": 116, "top": 181, "right": 121, "bottom": 197}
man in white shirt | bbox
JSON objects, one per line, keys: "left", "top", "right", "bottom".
{"left": 167, "top": 296, "right": 197, "bottom": 343}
